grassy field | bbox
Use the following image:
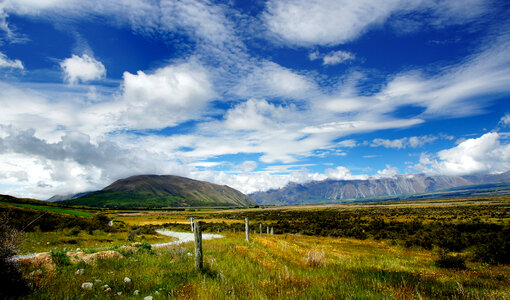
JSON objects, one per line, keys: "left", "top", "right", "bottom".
{"left": 0, "top": 201, "right": 93, "bottom": 217}
{"left": 18, "top": 230, "right": 177, "bottom": 255}
{"left": 7, "top": 196, "right": 510, "bottom": 298}
{"left": 19, "top": 232, "right": 510, "bottom": 299}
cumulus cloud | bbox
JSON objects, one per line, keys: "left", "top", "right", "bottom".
{"left": 0, "top": 127, "right": 189, "bottom": 199}
{"left": 192, "top": 167, "right": 326, "bottom": 194}
{"left": 323, "top": 50, "right": 355, "bottom": 65}
{"left": 0, "top": 52, "right": 23, "bottom": 69}
{"left": 325, "top": 166, "right": 370, "bottom": 180}
{"left": 375, "top": 165, "right": 399, "bottom": 178}
{"left": 263, "top": 0, "right": 489, "bottom": 46}
{"left": 309, "top": 49, "right": 355, "bottom": 65}
{"left": 414, "top": 132, "right": 510, "bottom": 176}
{"left": 60, "top": 54, "right": 105, "bottom": 84}
{"left": 120, "top": 62, "right": 215, "bottom": 129}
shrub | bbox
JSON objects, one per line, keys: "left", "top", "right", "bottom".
{"left": 0, "top": 213, "right": 30, "bottom": 298}
{"left": 137, "top": 242, "right": 153, "bottom": 253}
{"left": 66, "top": 226, "right": 81, "bottom": 236}
{"left": 50, "top": 250, "right": 72, "bottom": 267}
{"left": 435, "top": 253, "right": 467, "bottom": 270}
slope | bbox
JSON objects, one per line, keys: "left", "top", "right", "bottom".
{"left": 61, "top": 175, "right": 256, "bottom": 208}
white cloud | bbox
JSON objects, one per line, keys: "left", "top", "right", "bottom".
{"left": 192, "top": 167, "right": 326, "bottom": 194}
{"left": 120, "top": 62, "right": 215, "bottom": 129}
{"left": 375, "top": 165, "right": 399, "bottom": 178}
{"left": 233, "top": 61, "right": 317, "bottom": 100}
{"left": 302, "top": 119, "right": 424, "bottom": 134}
{"left": 323, "top": 50, "right": 355, "bottom": 65}
{"left": 414, "top": 132, "right": 510, "bottom": 176}
{"left": 0, "top": 127, "right": 190, "bottom": 199}
{"left": 60, "top": 54, "right": 105, "bottom": 84}
{"left": 263, "top": 0, "right": 401, "bottom": 46}
{"left": 499, "top": 113, "right": 510, "bottom": 127}
{"left": 236, "top": 161, "right": 258, "bottom": 173}
{"left": 263, "top": 0, "right": 489, "bottom": 46}
{"left": 370, "top": 134, "right": 448, "bottom": 149}
{"left": 325, "top": 166, "right": 368, "bottom": 180}
{"left": 0, "top": 52, "right": 23, "bottom": 69}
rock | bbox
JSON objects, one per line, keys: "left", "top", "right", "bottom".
{"left": 19, "top": 253, "right": 56, "bottom": 271}
{"left": 124, "top": 277, "right": 131, "bottom": 283}
{"left": 75, "top": 269, "right": 85, "bottom": 275}
{"left": 155, "top": 291, "right": 160, "bottom": 295}
{"left": 144, "top": 296, "right": 153, "bottom": 300}
{"left": 81, "top": 282, "right": 93, "bottom": 290}
{"left": 117, "top": 292, "right": 122, "bottom": 295}
{"left": 133, "top": 290, "right": 139, "bottom": 295}
{"left": 94, "top": 279, "right": 101, "bottom": 283}
{"left": 102, "top": 285, "right": 111, "bottom": 292}
{"left": 66, "top": 250, "right": 124, "bottom": 264}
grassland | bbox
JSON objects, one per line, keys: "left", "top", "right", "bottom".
{"left": 19, "top": 233, "right": 510, "bottom": 299}
{"left": 7, "top": 196, "right": 510, "bottom": 298}
{"left": 18, "top": 230, "right": 177, "bottom": 255}
{"left": 0, "top": 201, "right": 93, "bottom": 217}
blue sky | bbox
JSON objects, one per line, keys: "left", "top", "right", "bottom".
{"left": 0, "top": 0, "right": 509, "bottom": 199}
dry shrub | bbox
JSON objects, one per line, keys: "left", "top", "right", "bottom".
{"left": 303, "top": 249, "right": 327, "bottom": 267}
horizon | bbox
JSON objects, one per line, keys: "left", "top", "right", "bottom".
{"left": 1, "top": 0, "right": 510, "bottom": 199}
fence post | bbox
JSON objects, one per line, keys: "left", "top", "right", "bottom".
{"left": 271, "top": 227, "right": 274, "bottom": 235}
{"left": 267, "top": 226, "right": 269, "bottom": 235}
{"left": 245, "top": 218, "right": 249, "bottom": 242}
{"left": 193, "top": 220, "right": 203, "bottom": 271}
{"left": 259, "top": 223, "right": 262, "bottom": 236}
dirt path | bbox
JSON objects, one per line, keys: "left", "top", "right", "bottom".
{"left": 152, "top": 229, "right": 223, "bottom": 248}
{"left": 13, "top": 230, "right": 224, "bottom": 260}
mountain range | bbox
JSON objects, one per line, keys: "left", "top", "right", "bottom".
{"left": 59, "top": 175, "right": 256, "bottom": 208}
{"left": 249, "top": 171, "right": 510, "bottom": 205}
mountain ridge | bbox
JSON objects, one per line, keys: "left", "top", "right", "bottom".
{"left": 250, "top": 171, "right": 510, "bottom": 205}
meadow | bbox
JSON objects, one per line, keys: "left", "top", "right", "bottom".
{"left": 2, "top": 197, "right": 510, "bottom": 299}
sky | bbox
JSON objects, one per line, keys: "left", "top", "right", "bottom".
{"left": 0, "top": 0, "right": 510, "bottom": 200}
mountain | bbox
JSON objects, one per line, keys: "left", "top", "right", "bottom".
{"left": 250, "top": 171, "right": 510, "bottom": 205}
{"left": 60, "top": 175, "right": 256, "bottom": 208}
{"left": 47, "top": 191, "right": 92, "bottom": 202}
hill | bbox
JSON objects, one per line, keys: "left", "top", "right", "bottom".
{"left": 250, "top": 172, "right": 510, "bottom": 205}
{"left": 60, "top": 175, "right": 256, "bottom": 208}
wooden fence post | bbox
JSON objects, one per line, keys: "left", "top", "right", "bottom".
{"left": 245, "top": 218, "right": 249, "bottom": 242}
{"left": 259, "top": 223, "right": 262, "bottom": 236}
{"left": 271, "top": 227, "right": 274, "bottom": 235}
{"left": 193, "top": 220, "right": 203, "bottom": 271}
{"left": 267, "top": 226, "right": 269, "bottom": 235}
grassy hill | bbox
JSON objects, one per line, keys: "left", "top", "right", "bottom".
{"left": 61, "top": 175, "right": 256, "bottom": 209}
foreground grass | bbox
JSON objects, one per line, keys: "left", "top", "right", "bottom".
{"left": 20, "top": 233, "right": 510, "bottom": 299}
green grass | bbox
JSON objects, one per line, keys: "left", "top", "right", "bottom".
{"left": 0, "top": 201, "right": 93, "bottom": 217}
{"left": 19, "top": 233, "right": 510, "bottom": 299}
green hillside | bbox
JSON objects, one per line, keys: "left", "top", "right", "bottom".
{"left": 60, "top": 175, "right": 256, "bottom": 208}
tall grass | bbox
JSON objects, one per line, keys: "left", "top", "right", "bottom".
{"left": 20, "top": 232, "right": 510, "bottom": 299}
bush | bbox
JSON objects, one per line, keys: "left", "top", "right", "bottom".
{"left": 435, "top": 253, "right": 467, "bottom": 270}
{"left": 50, "top": 250, "right": 72, "bottom": 267}
{"left": 472, "top": 232, "right": 510, "bottom": 265}
{"left": 0, "top": 213, "right": 30, "bottom": 298}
